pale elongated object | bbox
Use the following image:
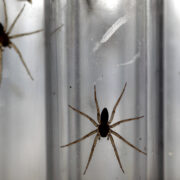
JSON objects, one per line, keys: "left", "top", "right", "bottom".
{"left": 116, "top": 52, "right": 140, "bottom": 67}
{"left": 93, "top": 15, "right": 128, "bottom": 52}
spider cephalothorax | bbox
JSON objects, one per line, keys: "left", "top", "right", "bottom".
{"left": 61, "top": 83, "right": 147, "bottom": 174}
{"left": 0, "top": 0, "right": 43, "bottom": 84}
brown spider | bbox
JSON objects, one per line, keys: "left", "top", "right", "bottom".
{"left": 61, "top": 83, "right": 147, "bottom": 174}
{"left": 0, "top": 0, "right": 43, "bottom": 84}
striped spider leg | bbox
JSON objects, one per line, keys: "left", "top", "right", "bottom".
{"left": 61, "top": 83, "right": 147, "bottom": 174}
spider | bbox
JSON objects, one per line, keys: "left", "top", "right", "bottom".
{"left": 61, "top": 83, "right": 147, "bottom": 174}
{"left": 0, "top": 0, "right": 43, "bottom": 84}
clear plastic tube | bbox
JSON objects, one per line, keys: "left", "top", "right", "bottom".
{"left": 45, "top": 0, "right": 148, "bottom": 179}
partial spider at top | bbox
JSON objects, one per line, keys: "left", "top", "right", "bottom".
{"left": 0, "top": 0, "right": 43, "bottom": 84}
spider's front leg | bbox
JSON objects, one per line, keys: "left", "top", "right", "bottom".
{"left": 94, "top": 85, "right": 101, "bottom": 123}
{"left": 7, "top": 5, "right": 25, "bottom": 35}
{"left": 83, "top": 133, "right": 99, "bottom": 174}
{"left": 109, "top": 82, "right": 127, "bottom": 124}
{"left": 109, "top": 133, "right": 124, "bottom": 173}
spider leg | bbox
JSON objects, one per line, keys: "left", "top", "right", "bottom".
{"left": 69, "top": 105, "right": 98, "bottom": 127}
{"left": 7, "top": 5, "right": 25, "bottom": 34}
{"left": 61, "top": 129, "right": 97, "bottom": 148}
{"left": 9, "top": 29, "right": 43, "bottom": 39}
{"left": 111, "top": 130, "right": 147, "bottom": 155}
{"left": 108, "top": 82, "right": 127, "bottom": 124}
{"left": 110, "top": 116, "right": 144, "bottom": 128}
{"left": 0, "top": 47, "right": 2, "bottom": 84}
{"left": 10, "top": 42, "right": 33, "bottom": 80}
{"left": 109, "top": 133, "right": 125, "bottom": 173}
{"left": 17, "top": 0, "right": 32, "bottom": 3}
{"left": 94, "top": 85, "right": 100, "bottom": 123}
{"left": 83, "top": 134, "right": 99, "bottom": 175}
{"left": 50, "top": 24, "right": 63, "bottom": 36}
{"left": 3, "top": 0, "right": 8, "bottom": 31}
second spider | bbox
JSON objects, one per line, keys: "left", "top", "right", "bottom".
{"left": 0, "top": 0, "right": 43, "bottom": 84}
{"left": 61, "top": 83, "right": 147, "bottom": 174}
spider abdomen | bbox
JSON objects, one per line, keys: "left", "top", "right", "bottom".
{"left": 0, "top": 23, "right": 9, "bottom": 47}
{"left": 98, "top": 124, "right": 109, "bottom": 137}
{"left": 0, "top": 32, "right": 9, "bottom": 47}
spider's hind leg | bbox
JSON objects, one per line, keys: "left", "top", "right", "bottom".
{"left": 68, "top": 105, "right": 98, "bottom": 127}
{"left": 10, "top": 42, "right": 34, "bottom": 80}
{"left": 83, "top": 134, "right": 99, "bottom": 174}
{"left": 111, "top": 130, "right": 147, "bottom": 155}
{"left": 109, "top": 133, "right": 125, "bottom": 173}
